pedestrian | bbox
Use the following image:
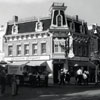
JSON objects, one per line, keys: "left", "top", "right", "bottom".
{"left": 29, "top": 73, "right": 34, "bottom": 86}
{"left": 36, "top": 72, "right": 40, "bottom": 87}
{"left": 76, "top": 67, "right": 83, "bottom": 85}
{"left": 59, "top": 69, "right": 65, "bottom": 85}
{"left": 0, "top": 69, "right": 6, "bottom": 96}
{"left": 15, "top": 76, "right": 20, "bottom": 95}
{"left": 84, "top": 70, "right": 89, "bottom": 85}
{"left": 44, "top": 71, "right": 49, "bottom": 87}
{"left": 82, "top": 71, "right": 88, "bottom": 85}
{"left": 11, "top": 74, "right": 18, "bottom": 96}
{"left": 65, "top": 70, "right": 70, "bottom": 84}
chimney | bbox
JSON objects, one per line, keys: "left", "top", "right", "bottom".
{"left": 76, "top": 15, "right": 78, "bottom": 21}
{"left": 13, "top": 16, "right": 18, "bottom": 22}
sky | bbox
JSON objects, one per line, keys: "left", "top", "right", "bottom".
{"left": 0, "top": 0, "right": 100, "bottom": 26}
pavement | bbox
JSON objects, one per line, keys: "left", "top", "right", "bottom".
{"left": 1, "top": 83, "right": 100, "bottom": 100}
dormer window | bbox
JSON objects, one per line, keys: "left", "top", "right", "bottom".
{"left": 12, "top": 23, "right": 18, "bottom": 34}
{"left": 35, "top": 19, "right": 43, "bottom": 32}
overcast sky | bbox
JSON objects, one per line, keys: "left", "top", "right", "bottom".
{"left": 0, "top": 0, "right": 100, "bottom": 26}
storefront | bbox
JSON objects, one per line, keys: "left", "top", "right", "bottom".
{"left": 53, "top": 59, "right": 65, "bottom": 84}
{"left": 68, "top": 60, "right": 96, "bottom": 82}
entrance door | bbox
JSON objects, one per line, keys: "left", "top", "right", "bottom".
{"left": 53, "top": 63, "right": 64, "bottom": 84}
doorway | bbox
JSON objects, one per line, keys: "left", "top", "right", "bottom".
{"left": 53, "top": 63, "right": 64, "bottom": 84}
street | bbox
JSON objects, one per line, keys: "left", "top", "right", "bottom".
{"left": 1, "top": 84, "right": 100, "bottom": 100}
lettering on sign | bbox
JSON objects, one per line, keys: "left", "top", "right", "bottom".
{"left": 5, "top": 56, "right": 50, "bottom": 61}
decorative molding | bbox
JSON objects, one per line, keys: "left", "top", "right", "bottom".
{"left": 5, "top": 31, "right": 49, "bottom": 42}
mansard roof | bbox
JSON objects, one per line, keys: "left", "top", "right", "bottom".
{"left": 6, "top": 17, "right": 51, "bottom": 35}
{"left": 5, "top": 15, "right": 88, "bottom": 35}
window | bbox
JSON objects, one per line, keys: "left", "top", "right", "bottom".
{"left": 24, "top": 44, "right": 29, "bottom": 55}
{"left": 54, "top": 44, "right": 59, "bottom": 52}
{"left": 32, "top": 44, "right": 37, "bottom": 55}
{"left": 61, "top": 45, "right": 65, "bottom": 52}
{"left": 82, "top": 44, "right": 88, "bottom": 57}
{"left": 60, "top": 10, "right": 66, "bottom": 25}
{"left": 78, "top": 45, "right": 82, "bottom": 56}
{"left": 17, "top": 45, "right": 21, "bottom": 55}
{"left": 35, "top": 19, "right": 43, "bottom": 32}
{"left": 54, "top": 40, "right": 65, "bottom": 53}
{"left": 8, "top": 45, "right": 13, "bottom": 56}
{"left": 57, "top": 15, "right": 62, "bottom": 26}
{"left": 60, "top": 42, "right": 65, "bottom": 52}
{"left": 12, "top": 24, "right": 18, "bottom": 34}
{"left": 73, "top": 41, "right": 78, "bottom": 56}
{"left": 53, "top": 10, "right": 59, "bottom": 25}
{"left": 37, "top": 22, "right": 41, "bottom": 30}
{"left": 41, "top": 43, "right": 46, "bottom": 54}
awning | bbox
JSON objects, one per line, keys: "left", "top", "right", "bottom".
{"left": 68, "top": 60, "right": 96, "bottom": 67}
{"left": 26, "top": 61, "right": 51, "bottom": 72}
{"left": 27, "top": 61, "right": 47, "bottom": 66}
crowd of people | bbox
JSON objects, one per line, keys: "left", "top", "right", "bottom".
{"left": 0, "top": 69, "right": 20, "bottom": 96}
{"left": 0, "top": 66, "right": 90, "bottom": 97}
{"left": 58, "top": 67, "right": 89, "bottom": 86}
{"left": 0, "top": 68, "right": 49, "bottom": 96}
{"left": 75, "top": 67, "right": 89, "bottom": 85}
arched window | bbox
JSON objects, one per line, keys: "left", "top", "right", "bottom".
{"left": 57, "top": 15, "right": 62, "bottom": 26}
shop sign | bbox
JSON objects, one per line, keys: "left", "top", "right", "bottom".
{"left": 4, "top": 55, "right": 50, "bottom": 61}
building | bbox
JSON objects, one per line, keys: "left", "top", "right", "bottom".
{"left": 3, "top": 2, "right": 94, "bottom": 84}
{"left": 88, "top": 24, "right": 100, "bottom": 82}
{"left": 0, "top": 24, "right": 7, "bottom": 61}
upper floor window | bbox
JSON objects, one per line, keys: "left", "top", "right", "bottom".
{"left": 54, "top": 44, "right": 59, "bottom": 52}
{"left": 17, "top": 45, "right": 21, "bottom": 56}
{"left": 24, "top": 44, "right": 29, "bottom": 55}
{"left": 12, "top": 23, "right": 18, "bottom": 34}
{"left": 57, "top": 15, "right": 62, "bottom": 26}
{"left": 8, "top": 45, "right": 13, "bottom": 56}
{"left": 35, "top": 19, "right": 43, "bottom": 32}
{"left": 51, "top": 9, "right": 68, "bottom": 28}
{"left": 54, "top": 38, "right": 65, "bottom": 53}
{"left": 82, "top": 44, "right": 88, "bottom": 57}
{"left": 41, "top": 43, "right": 46, "bottom": 54}
{"left": 32, "top": 44, "right": 37, "bottom": 55}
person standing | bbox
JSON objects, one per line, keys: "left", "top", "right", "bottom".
{"left": 65, "top": 70, "right": 71, "bottom": 84}
{"left": 15, "top": 76, "right": 20, "bottom": 95}
{"left": 83, "top": 71, "right": 88, "bottom": 85}
{"left": 84, "top": 70, "right": 89, "bottom": 85}
{"left": 11, "top": 74, "right": 18, "bottom": 96}
{"left": 76, "top": 67, "right": 83, "bottom": 85}
{"left": 59, "top": 69, "right": 65, "bottom": 85}
{"left": 0, "top": 69, "right": 6, "bottom": 96}
{"left": 44, "top": 72, "right": 49, "bottom": 87}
